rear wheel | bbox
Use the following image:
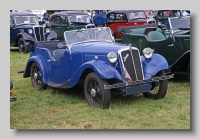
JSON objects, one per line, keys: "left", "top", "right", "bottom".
{"left": 18, "top": 38, "right": 28, "bottom": 53}
{"left": 30, "top": 62, "right": 48, "bottom": 90}
{"left": 84, "top": 72, "right": 111, "bottom": 109}
{"left": 143, "top": 70, "right": 168, "bottom": 99}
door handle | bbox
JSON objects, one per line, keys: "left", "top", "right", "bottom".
{"left": 47, "top": 59, "right": 51, "bottom": 62}
{"left": 168, "top": 44, "right": 174, "bottom": 47}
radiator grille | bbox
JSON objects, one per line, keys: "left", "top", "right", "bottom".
{"left": 120, "top": 48, "right": 143, "bottom": 81}
{"left": 34, "top": 27, "right": 44, "bottom": 42}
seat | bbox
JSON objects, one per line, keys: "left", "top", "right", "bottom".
{"left": 156, "top": 28, "right": 168, "bottom": 38}
{"left": 148, "top": 31, "right": 166, "bottom": 41}
{"left": 130, "top": 28, "right": 145, "bottom": 35}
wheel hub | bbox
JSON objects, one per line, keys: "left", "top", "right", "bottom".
{"left": 20, "top": 44, "right": 24, "bottom": 48}
{"left": 91, "top": 88, "right": 96, "bottom": 97}
{"left": 34, "top": 73, "right": 38, "bottom": 80}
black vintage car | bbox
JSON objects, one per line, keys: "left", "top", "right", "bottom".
{"left": 153, "top": 10, "right": 183, "bottom": 29}
{"left": 121, "top": 16, "right": 190, "bottom": 79}
{"left": 10, "top": 12, "right": 50, "bottom": 53}
{"left": 49, "top": 11, "right": 96, "bottom": 40}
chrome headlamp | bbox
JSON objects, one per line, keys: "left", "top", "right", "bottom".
{"left": 107, "top": 52, "right": 117, "bottom": 63}
{"left": 142, "top": 47, "right": 154, "bottom": 59}
{"left": 28, "top": 29, "right": 33, "bottom": 34}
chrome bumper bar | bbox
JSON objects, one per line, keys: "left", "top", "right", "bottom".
{"left": 104, "top": 74, "right": 174, "bottom": 90}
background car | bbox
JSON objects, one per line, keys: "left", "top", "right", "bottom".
{"left": 105, "top": 10, "right": 152, "bottom": 41}
{"left": 49, "top": 11, "right": 96, "bottom": 40}
{"left": 121, "top": 16, "right": 190, "bottom": 79}
{"left": 10, "top": 12, "right": 47, "bottom": 53}
{"left": 19, "top": 27, "right": 173, "bottom": 109}
{"left": 92, "top": 10, "right": 109, "bottom": 27}
{"left": 153, "top": 10, "right": 183, "bottom": 29}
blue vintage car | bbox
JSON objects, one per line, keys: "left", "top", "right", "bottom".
{"left": 92, "top": 10, "right": 108, "bottom": 27}
{"left": 10, "top": 12, "right": 51, "bottom": 53}
{"left": 20, "top": 27, "right": 173, "bottom": 109}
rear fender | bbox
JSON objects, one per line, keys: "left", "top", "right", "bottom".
{"left": 23, "top": 56, "right": 48, "bottom": 83}
{"left": 141, "top": 53, "right": 169, "bottom": 79}
{"left": 68, "top": 60, "right": 125, "bottom": 88}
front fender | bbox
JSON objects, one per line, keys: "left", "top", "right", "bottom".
{"left": 141, "top": 53, "right": 169, "bottom": 79}
{"left": 15, "top": 32, "right": 35, "bottom": 43}
{"left": 68, "top": 60, "right": 125, "bottom": 88}
{"left": 23, "top": 56, "right": 48, "bottom": 83}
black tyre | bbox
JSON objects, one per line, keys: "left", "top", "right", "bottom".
{"left": 143, "top": 70, "right": 168, "bottom": 99}
{"left": 18, "top": 38, "right": 28, "bottom": 53}
{"left": 84, "top": 72, "right": 111, "bottom": 109}
{"left": 30, "top": 62, "right": 48, "bottom": 90}
{"left": 10, "top": 78, "right": 13, "bottom": 90}
{"left": 187, "top": 63, "right": 190, "bottom": 80}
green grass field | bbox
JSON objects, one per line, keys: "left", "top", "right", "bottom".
{"left": 10, "top": 47, "right": 190, "bottom": 129}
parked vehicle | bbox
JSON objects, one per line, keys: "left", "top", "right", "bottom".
{"left": 10, "top": 78, "right": 17, "bottom": 102}
{"left": 106, "top": 10, "right": 153, "bottom": 40}
{"left": 49, "top": 11, "right": 96, "bottom": 40}
{"left": 10, "top": 12, "right": 50, "bottom": 53}
{"left": 153, "top": 10, "right": 183, "bottom": 29}
{"left": 19, "top": 27, "right": 173, "bottom": 109}
{"left": 121, "top": 16, "right": 190, "bottom": 78}
{"left": 92, "top": 10, "right": 108, "bottom": 27}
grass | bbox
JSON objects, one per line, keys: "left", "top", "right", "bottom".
{"left": 10, "top": 47, "right": 190, "bottom": 129}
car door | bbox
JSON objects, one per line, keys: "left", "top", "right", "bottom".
{"left": 47, "top": 47, "right": 73, "bottom": 83}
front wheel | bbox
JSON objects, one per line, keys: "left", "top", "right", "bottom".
{"left": 18, "top": 38, "right": 28, "bottom": 53}
{"left": 30, "top": 62, "right": 48, "bottom": 90}
{"left": 143, "top": 70, "right": 168, "bottom": 99}
{"left": 84, "top": 72, "right": 111, "bottom": 109}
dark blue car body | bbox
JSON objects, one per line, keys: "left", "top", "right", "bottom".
{"left": 20, "top": 27, "right": 173, "bottom": 109}
{"left": 92, "top": 10, "right": 108, "bottom": 27}
{"left": 10, "top": 12, "right": 46, "bottom": 53}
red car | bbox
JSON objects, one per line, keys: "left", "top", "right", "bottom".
{"left": 106, "top": 10, "right": 148, "bottom": 40}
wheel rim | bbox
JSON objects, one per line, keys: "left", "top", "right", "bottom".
{"left": 19, "top": 40, "right": 25, "bottom": 52}
{"left": 32, "top": 65, "right": 43, "bottom": 88}
{"left": 87, "top": 79, "right": 103, "bottom": 107}
{"left": 147, "top": 81, "right": 160, "bottom": 96}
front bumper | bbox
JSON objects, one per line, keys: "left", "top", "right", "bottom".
{"left": 10, "top": 96, "right": 17, "bottom": 102}
{"left": 104, "top": 74, "right": 174, "bottom": 95}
